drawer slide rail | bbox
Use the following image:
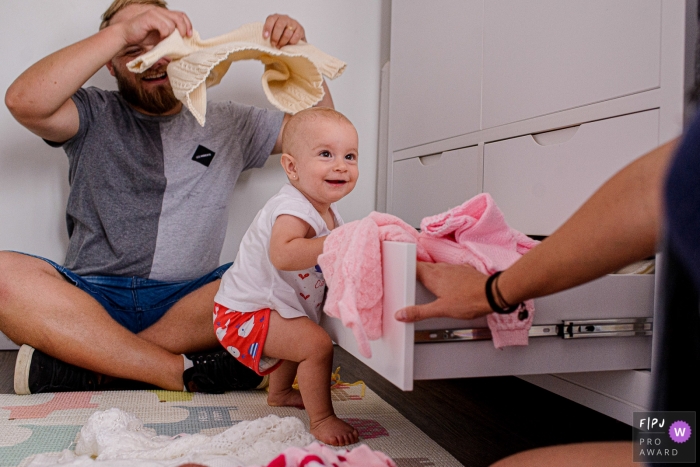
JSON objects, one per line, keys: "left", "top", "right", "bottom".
{"left": 415, "top": 318, "right": 652, "bottom": 343}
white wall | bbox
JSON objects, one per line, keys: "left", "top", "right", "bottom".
{"left": 0, "top": 0, "right": 389, "bottom": 264}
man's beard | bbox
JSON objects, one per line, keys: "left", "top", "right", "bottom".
{"left": 114, "top": 67, "right": 180, "bottom": 115}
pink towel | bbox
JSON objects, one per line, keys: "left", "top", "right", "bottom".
{"left": 419, "top": 193, "right": 538, "bottom": 348}
{"left": 319, "top": 194, "right": 538, "bottom": 356}
{"left": 318, "top": 212, "right": 427, "bottom": 358}
{"left": 318, "top": 216, "right": 382, "bottom": 358}
{"left": 265, "top": 442, "right": 396, "bottom": 466}
{"left": 419, "top": 193, "right": 538, "bottom": 268}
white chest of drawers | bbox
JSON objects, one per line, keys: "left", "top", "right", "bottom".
{"left": 337, "top": 0, "right": 698, "bottom": 425}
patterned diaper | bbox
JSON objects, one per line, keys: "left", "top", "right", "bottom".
{"left": 213, "top": 303, "right": 282, "bottom": 375}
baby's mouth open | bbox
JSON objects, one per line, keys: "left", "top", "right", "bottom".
{"left": 325, "top": 180, "right": 347, "bottom": 185}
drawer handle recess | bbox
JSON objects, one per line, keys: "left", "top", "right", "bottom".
{"left": 418, "top": 153, "right": 442, "bottom": 166}
{"left": 532, "top": 125, "right": 580, "bottom": 146}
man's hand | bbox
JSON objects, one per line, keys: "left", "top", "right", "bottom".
{"left": 113, "top": 6, "right": 192, "bottom": 47}
{"left": 263, "top": 14, "right": 306, "bottom": 48}
{"left": 394, "top": 262, "right": 493, "bottom": 323}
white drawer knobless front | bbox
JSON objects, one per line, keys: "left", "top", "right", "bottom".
{"left": 483, "top": 109, "right": 660, "bottom": 236}
{"left": 391, "top": 146, "right": 480, "bottom": 228}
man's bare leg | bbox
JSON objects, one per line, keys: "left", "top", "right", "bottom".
{"left": 138, "top": 279, "right": 266, "bottom": 393}
{"left": 0, "top": 251, "right": 186, "bottom": 390}
{"left": 136, "top": 280, "right": 220, "bottom": 354}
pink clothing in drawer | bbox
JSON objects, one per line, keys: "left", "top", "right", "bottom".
{"left": 318, "top": 193, "right": 537, "bottom": 357}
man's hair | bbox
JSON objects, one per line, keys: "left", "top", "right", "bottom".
{"left": 282, "top": 107, "right": 355, "bottom": 155}
{"left": 100, "top": 0, "right": 168, "bottom": 30}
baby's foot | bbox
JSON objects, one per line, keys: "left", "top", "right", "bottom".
{"left": 267, "top": 387, "right": 304, "bottom": 409}
{"left": 310, "top": 415, "right": 359, "bottom": 446}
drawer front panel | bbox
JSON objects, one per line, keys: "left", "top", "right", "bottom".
{"left": 482, "top": 0, "right": 661, "bottom": 128}
{"left": 483, "top": 110, "right": 660, "bottom": 236}
{"left": 391, "top": 146, "right": 480, "bottom": 228}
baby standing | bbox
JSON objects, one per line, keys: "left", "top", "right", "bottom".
{"left": 213, "top": 107, "right": 359, "bottom": 446}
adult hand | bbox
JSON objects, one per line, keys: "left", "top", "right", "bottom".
{"left": 263, "top": 14, "right": 306, "bottom": 48}
{"left": 394, "top": 262, "right": 493, "bottom": 322}
{"left": 114, "top": 6, "right": 192, "bottom": 48}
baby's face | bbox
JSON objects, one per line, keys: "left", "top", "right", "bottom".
{"left": 291, "top": 118, "right": 359, "bottom": 207}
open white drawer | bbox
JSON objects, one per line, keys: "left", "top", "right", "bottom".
{"left": 321, "top": 242, "right": 654, "bottom": 391}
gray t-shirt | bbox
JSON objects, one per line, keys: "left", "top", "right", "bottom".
{"left": 55, "top": 87, "right": 284, "bottom": 281}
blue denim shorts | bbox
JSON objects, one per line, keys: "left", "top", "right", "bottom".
{"left": 25, "top": 253, "right": 231, "bottom": 334}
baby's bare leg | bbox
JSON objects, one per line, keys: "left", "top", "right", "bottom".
{"left": 264, "top": 311, "right": 359, "bottom": 446}
{"left": 267, "top": 360, "right": 304, "bottom": 408}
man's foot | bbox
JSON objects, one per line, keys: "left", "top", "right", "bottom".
{"left": 183, "top": 348, "right": 265, "bottom": 393}
{"left": 310, "top": 415, "right": 359, "bottom": 446}
{"left": 14, "top": 344, "right": 101, "bottom": 394}
{"left": 267, "top": 387, "right": 305, "bottom": 409}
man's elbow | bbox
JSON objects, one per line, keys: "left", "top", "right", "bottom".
{"left": 5, "top": 84, "right": 37, "bottom": 125}
{"left": 5, "top": 85, "right": 24, "bottom": 120}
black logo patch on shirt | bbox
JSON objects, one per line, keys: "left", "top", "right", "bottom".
{"left": 191, "top": 145, "right": 216, "bottom": 167}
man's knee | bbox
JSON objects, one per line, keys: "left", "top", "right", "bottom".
{"left": 0, "top": 251, "right": 59, "bottom": 307}
{"left": 0, "top": 251, "right": 24, "bottom": 305}
{"left": 0, "top": 251, "right": 54, "bottom": 278}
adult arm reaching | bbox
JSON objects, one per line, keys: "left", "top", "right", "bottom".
{"left": 395, "top": 138, "right": 677, "bottom": 323}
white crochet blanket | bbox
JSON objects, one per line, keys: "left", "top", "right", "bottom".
{"left": 24, "top": 408, "right": 315, "bottom": 467}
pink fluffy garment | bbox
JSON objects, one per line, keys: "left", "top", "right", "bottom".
{"left": 318, "top": 212, "right": 426, "bottom": 358}
{"left": 319, "top": 195, "right": 539, "bottom": 356}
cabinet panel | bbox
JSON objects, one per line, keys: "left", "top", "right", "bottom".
{"left": 391, "top": 147, "right": 480, "bottom": 228}
{"left": 389, "top": 1, "right": 482, "bottom": 152}
{"left": 482, "top": 0, "right": 661, "bottom": 128}
{"left": 483, "top": 110, "right": 660, "bottom": 236}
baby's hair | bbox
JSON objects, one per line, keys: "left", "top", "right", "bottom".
{"left": 100, "top": 0, "right": 168, "bottom": 30}
{"left": 282, "top": 107, "right": 354, "bottom": 155}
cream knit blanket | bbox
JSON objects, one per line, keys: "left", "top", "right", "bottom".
{"left": 127, "top": 23, "right": 346, "bottom": 126}
{"left": 25, "top": 408, "right": 315, "bottom": 467}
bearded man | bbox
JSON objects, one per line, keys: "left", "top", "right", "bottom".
{"left": 1, "top": 0, "right": 333, "bottom": 394}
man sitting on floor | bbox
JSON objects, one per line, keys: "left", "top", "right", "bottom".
{"left": 0, "top": 0, "right": 333, "bottom": 394}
